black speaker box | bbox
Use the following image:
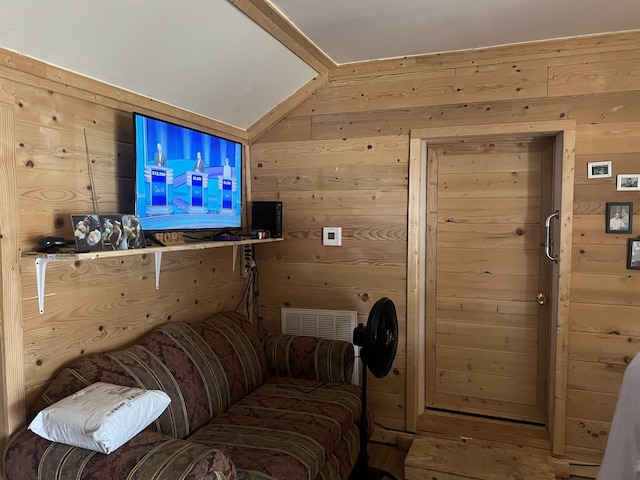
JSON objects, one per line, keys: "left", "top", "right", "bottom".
{"left": 251, "top": 201, "right": 283, "bottom": 238}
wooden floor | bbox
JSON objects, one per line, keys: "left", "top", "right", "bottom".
{"left": 367, "top": 410, "right": 598, "bottom": 479}
{"left": 368, "top": 442, "right": 407, "bottom": 479}
{"left": 405, "top": 435, "right": 556, "bottom": 479}
{"left": 368, "top": 441, "right": 594, "bottom": 480}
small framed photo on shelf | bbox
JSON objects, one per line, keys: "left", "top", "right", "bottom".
{"left": 587, "top": 161, "right": 612, "bottom": 179}
{"left": 99, "top": 214, "right": 146, "bottom": 250}
{"left": 606, "top": 202, "right": 633, "bottom": 234}
{"left": 100, "top": 215, "right": 128, "bottom": 251}
{"left": 71, "top": 214, "right": 104, "bottom": 252}
{"left": 627, "top": 238, "right": 640, "bottom": 270}
{"left": 617, "top": 174, "right": 640, "bottom": 191}
{"left": 122, "top": 214, "right": 145, "bottom": 249}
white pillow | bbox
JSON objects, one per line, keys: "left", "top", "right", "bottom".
{"left": 29, "top": 382, "right": 171, "bottom": 454}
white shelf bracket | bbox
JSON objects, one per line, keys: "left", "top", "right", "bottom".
{"left": 29, "top": 238, "right": 279, "bottom": 313}
{"left": 232, "top": 245, "right": 238, "bottom": 272}
{"left": 35, "top": 257, "right": 50, "bottom": 314}
{"left": 155, "top": 251, "right": 162, "bottom": 289}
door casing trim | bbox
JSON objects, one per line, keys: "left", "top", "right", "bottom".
{"left": 406, "top": 121, "right": 576, "bottom": 455}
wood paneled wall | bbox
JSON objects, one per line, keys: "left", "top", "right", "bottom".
{"left": 251, "top": 31, "right": 640, "bottom": 462}
{"left": 1, "top": 29, "right": 639, "bottom": 464}
{"left": 0, "top": 49, "right": 250, "bottom": 441}
{"left": 251, "top": 136, "right": 410, "bottom": 430}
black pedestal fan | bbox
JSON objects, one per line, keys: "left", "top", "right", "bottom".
{"left": 349, "top": 297, "right": 399, "bottom": 480}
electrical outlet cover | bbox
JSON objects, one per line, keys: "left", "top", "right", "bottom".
{"left": 322, "top": 227, "right": 342, "bottom": 246}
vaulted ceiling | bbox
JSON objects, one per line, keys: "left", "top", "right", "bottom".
{"left": 1, "top": 0, "right": 639, "bottom": 132}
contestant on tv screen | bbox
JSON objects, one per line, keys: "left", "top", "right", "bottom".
{"left": 133, "top": 113, "right": 242, "bottom": 232}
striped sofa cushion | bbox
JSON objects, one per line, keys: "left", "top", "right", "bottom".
{"left": 3, "top": 429, "right": 237, "bottom": 480}
{"left": 32, "top": 312, "right": 269, "bottom": 440}
{"left": 187, "top": 377, "right": 362, "bottom": 480}
{"left": 264, "top": 333, "right": 355, "bottom": 384}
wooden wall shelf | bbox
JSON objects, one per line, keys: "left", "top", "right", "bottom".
{"left": 23, "top": 238, "right": 283, "bottom": 314}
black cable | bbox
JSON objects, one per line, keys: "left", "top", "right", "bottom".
{"left": 234, "top": 262, "right": 268, "bottom": 339}
{"left": 251, "top": 267, "right": 262, "bottom": 326}
{"left": 234, "top": 269, "right": 253, "bottom": 311}
{"left": 274, "top": 372, "right": 328, "bottom": 394}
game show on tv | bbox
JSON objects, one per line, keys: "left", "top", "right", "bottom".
{"left": 133, "top": 112, "right": 243, "bottom": 234}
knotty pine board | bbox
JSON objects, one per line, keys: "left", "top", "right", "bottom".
{"left": 568, "top": 360, "right": 627, "bottom": 394}
{"left": 436, "top": 297, "right": 537, "bottom": 327}
{"left": 569, "top": 303, "right": 640, "bottom": 336}
{"left": 568, "top": 331, "right": 640, "bottom": 365}
{"left": 436, "top": 346, "right": 536, "bottom": 379}
{"left": 436, "top": 223, "right": 539, "bottom": 250}
{"left": 436, "top": 320, "right": 538, "bottom": 354}
{"left": 404, "top": 436, "right": 555, "bottom": 480}
{"left": 566, "top": 389, "right": 618, "bottom": 423}
{"left": 438, "top": 248, "right": 538, "bottom": 276}
{"left": 261, "top": 89, "right": 640, "bottom": 145}
{"left": 570, "top": 272, "right": 640, "bottom": 306}
{"left": 253, "top": 237, "right": 407, "bottom": 266}
{"left": 253, "top": 33, "right": 640, "bottom": 461}
{"left": 550, "top": 57, "right": 640, "bottom": 97}
{"left": 296, "top": 65, "right": 548, "bottom": 116}
{"left": 329, "top": 31, "right": 640, "bottom": 78}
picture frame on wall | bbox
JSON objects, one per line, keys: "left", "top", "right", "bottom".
{"left": 627, "top": 238, "right": 640, "bottom": 270}
{"left": 617, "top": 174, "right": 640, "bottom": 191}
{"left": 587, "top": 161, "right": 612, "bottom": 179}
{"left": 606, "top": 202, "right": 633, "bottom": 234}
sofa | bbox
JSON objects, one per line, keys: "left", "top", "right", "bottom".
{"left": 3, "top": 311, "right": 367, "bottom": 480}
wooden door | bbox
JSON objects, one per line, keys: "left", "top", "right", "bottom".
{"left": 425, "top": 136, "right": 554, "bottom": 424}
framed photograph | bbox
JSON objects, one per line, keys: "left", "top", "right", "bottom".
{"left": 628, "top": 238, "right": 640, "bottom": 270}
{"left": 588, "top": 161, "right": 612, "bottom": 179}
{"left": 606, "top": 202, "right": 633, "bottom": 234}
{"left": 99, "top": 215, "right": 129, "bottom": 251}
{"left": 617, "top": 174, "right": 640, "bottom": 191}
{"left": 71, "top": 214, "right": 104, "bottom": 252}
{"left": 122, "top": 214, "right": 145, "bottom": 249}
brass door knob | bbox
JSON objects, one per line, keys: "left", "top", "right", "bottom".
{"left": 536, "top": 293, "right": 548, "bottom": 305}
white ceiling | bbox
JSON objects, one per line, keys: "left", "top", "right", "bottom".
{"left": 0, "top": 0, "right": 317, "bottom": 130}
{"left": 1, "top": 0, "right": 639, "bottom": 130}
{"left": 270, "top": 0, "right": 640, "bottom": 64}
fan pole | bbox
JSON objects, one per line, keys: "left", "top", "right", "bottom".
{"left": 350, "top": 298, "right": 399, "bottom": 480}
{"left": 351, "top": 360, "right": 398, "bottom": 480}
{"left": 356, "top": 361, "right": 369, "bottom": 474}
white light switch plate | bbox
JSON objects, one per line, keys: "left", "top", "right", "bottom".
{"left": 322, "top": 227, "right": 342, "bottom": 246}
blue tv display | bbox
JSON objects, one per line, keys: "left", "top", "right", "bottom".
{"left": 133, "top": 112, "right": 243, "bottom": 232}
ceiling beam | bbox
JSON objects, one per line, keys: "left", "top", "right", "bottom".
{"left": 230, "top": 0, "right": 336, "bottom": 73}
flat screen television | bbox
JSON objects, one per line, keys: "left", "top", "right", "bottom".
{"left": 133, "top": 112, "right": 243, "bottom": 233}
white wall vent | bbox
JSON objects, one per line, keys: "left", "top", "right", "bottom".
{"left": 281, "top": 308, "right": 359, "bottom": 384}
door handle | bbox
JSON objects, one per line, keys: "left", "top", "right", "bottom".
{"left": 545, "top": 211, "right": 559, "bottom": 263}
{"left": 536, "top": 293, "right": 548, "bottom": 305}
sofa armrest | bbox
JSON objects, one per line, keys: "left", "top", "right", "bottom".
{"left": 264, "top": 332, "right": 355, "bottom": 383}
{"left": 3, "top": 429, "right": 237, "bottom": 480}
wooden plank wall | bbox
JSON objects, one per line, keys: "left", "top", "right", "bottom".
{"left": 251, "top": 31, "right": 640, "bottom": 462}
{"left": 0, "top": 48, "right": 251, "bottom": 440}
{"left": 251, "top": 136, "right": 410, "bottom": 430}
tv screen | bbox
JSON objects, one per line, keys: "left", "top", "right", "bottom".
{"left": 133, "top": 112, "right": 243, "bottom": 233}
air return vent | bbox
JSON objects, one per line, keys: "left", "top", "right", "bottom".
{"left": 281, "top": 308, "right": 359, "bottom": 384}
